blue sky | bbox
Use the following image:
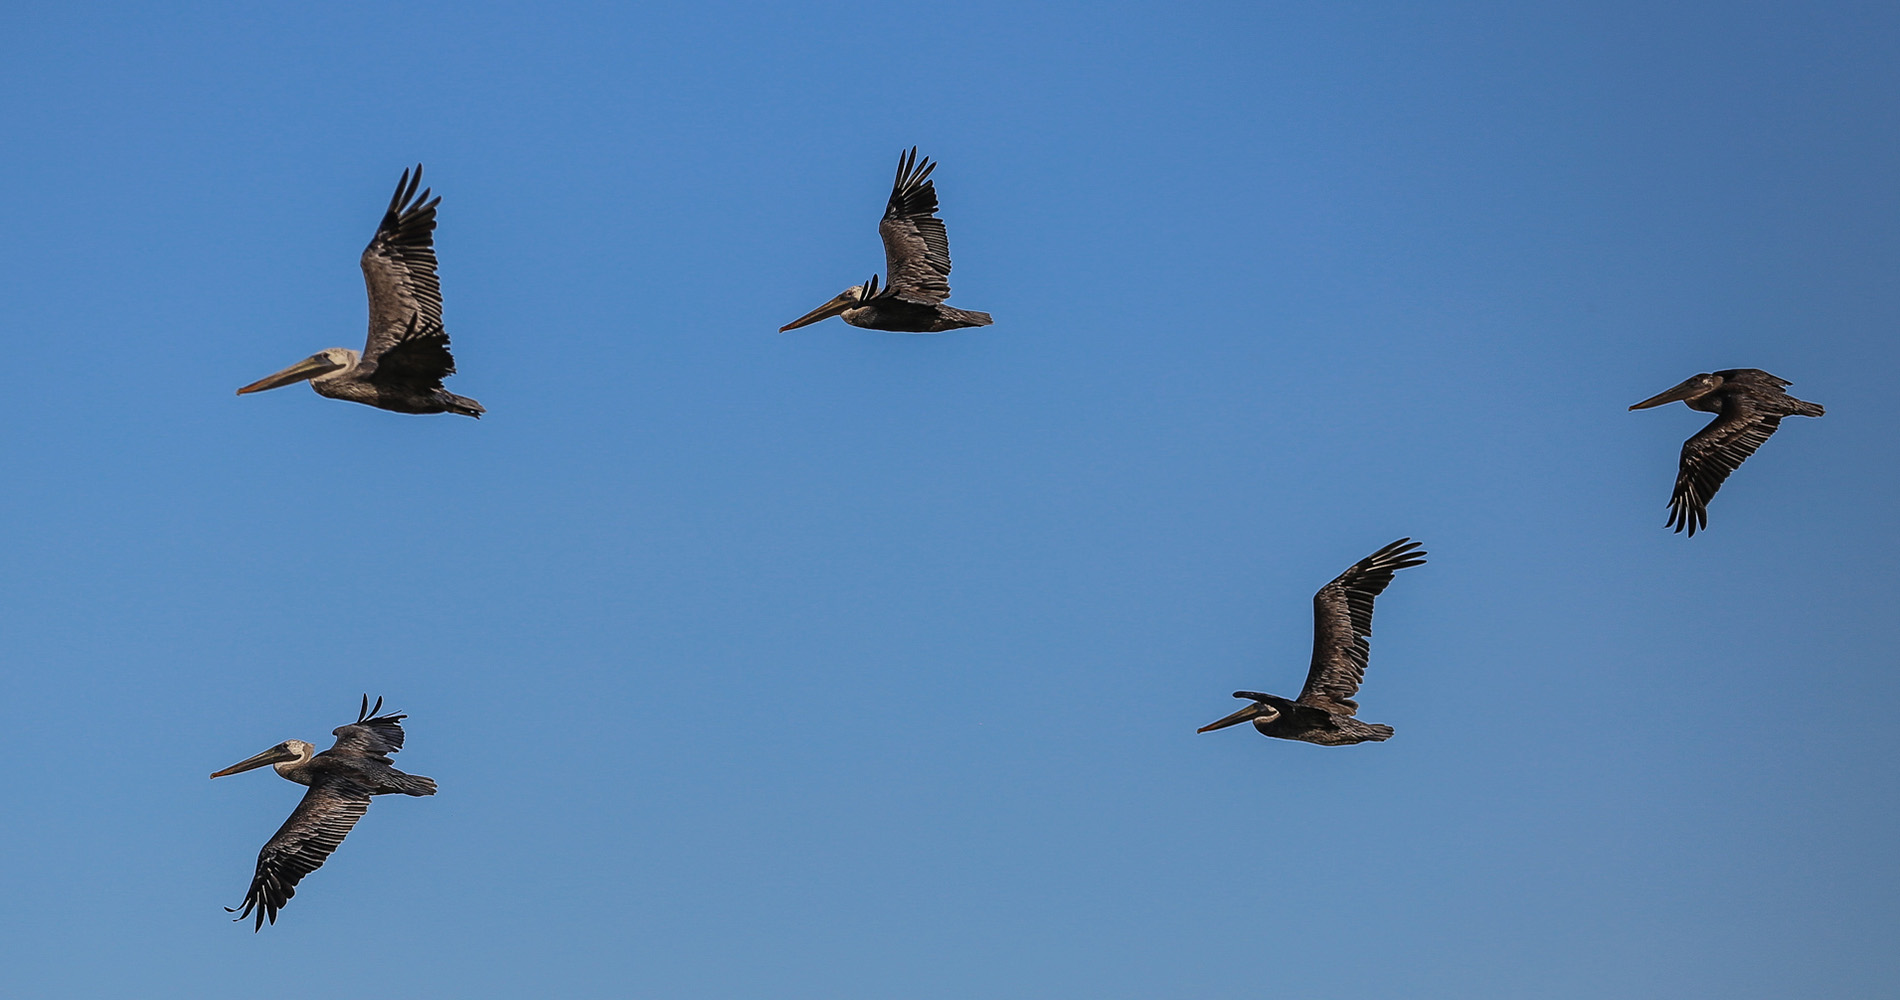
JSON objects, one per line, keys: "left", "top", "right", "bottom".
{"left": 0, "top": 1, "right": 1895, "bottom": 996}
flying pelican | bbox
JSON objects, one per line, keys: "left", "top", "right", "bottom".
{"left": 780, "top": 148, "right": 993, "bottom": 334}
{"left": 1198, "top": 539, "right": 1425, "bottom": 746}
{"left": 1629, "top": 369, "right": 1824, "bottom": 536}
{"left": 236, "top": 165, "right": 484, "bottom": 416}
{"left": 210, "top": 696, "right": 437, "bottom": 930}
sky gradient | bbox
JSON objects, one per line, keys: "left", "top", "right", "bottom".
{"left": 1, "top": 2, "right": 1896, "bottom": 997}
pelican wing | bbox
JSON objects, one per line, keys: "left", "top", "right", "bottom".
{"left": 364, "top": 316, "right": 456, "bottom": 391}
{"left": 326, "top": 695, "right": 409, "bottom": 761}
{"left": 877, "top": 148, "right": 955, "bottom": 305}
{"left": 1669, "top": 401, "right": 1782, "bottom": 536}
{"left": 360, "top": 165, "right": 446, "bottom": 367}
{"left": 1297, "top": 539, "right": 1426, "bottom": 716}
{"left": 228, "top": 780, "right": 371, "bottom": 931}
{"left": 1719, "top": 368, "right": 1794, "bottom": 392}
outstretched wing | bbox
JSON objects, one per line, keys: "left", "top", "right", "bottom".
{"left": 361, "top": 165, "right": 447, "bottom": 366}
{"left": 877, "top": 148, "right": 955, "bottom": 304}
{"left": 1297, "top": 539, "right": 1426, "bottom": 716}
{"left": 364, "top": 315, "right": 456, "bottom": 391}
{"left": 227, "top": 781, "right": 371, "bottom": 931}
{"left": 326, "top": 695, "right": 409, "bottom": 761}
{"left": 1669, "top": 401, "right": 1782, "bottom": 536}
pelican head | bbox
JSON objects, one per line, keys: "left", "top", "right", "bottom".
{"left": 210, "top": 739, "right": 315, "bottom": 779}
{"left": 779, "top": 276, "right": 880, "bottom": 331}
{"left": 1196, "top": 692, "right": 1282, "bottom": 733}
{"left": 1630, "top": 372, "right": 1724, "bottom": 410}
{"left": 236, "top": 349, "right": 359, "bottom": 395}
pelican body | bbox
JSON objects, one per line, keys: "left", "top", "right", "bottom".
{"left": 211, "top": 697, "right": 436, "bottom": 930}
{"left": 781, "top": 148, "right": 993, "bottom": 334}
{"left": 237, "top": 165, "right": 483, "bottom": 416}
{"left": 1629, "top": 369, "right": 1823, "bottom": 536}
{"left": 1199, "top": 539, "right": 1425, "bottom": 746}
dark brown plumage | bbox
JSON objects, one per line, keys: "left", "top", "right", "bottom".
{"left": 878, "top": 147, "right": 955, "bottom": 307}
{"left": 211, "top": 696, "right": 436, "bottom": 931}
{"left": 1629, "top": 369, "right": 1824, "bottom": 536}
{"left": 1198, "top": 539, "right": 1426, "bottom": 746}
{"left": 779, "top": 148, "right": 993, "bottom": 334}
{"left": 235, "top": 165, "right": 483, "bottom": 416}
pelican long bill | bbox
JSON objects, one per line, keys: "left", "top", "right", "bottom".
{"left": 210, "top": 744, "right": 299, "bottom": 778}
{"left": 235, "top": 355, "right": 348, "bottom": 395}
{"left": 779, "top": 293, "right": 858, "bottom": 332}
{"left": 1629, "top": 376, "right": 1717, "bottom": 410}
{"left": 1197, "top": 695, "right": 1273, "bottom": 734}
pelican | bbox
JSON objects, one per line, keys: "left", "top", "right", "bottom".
{"left": 236, "top": 165, "right": 483, "bottom": 416}
{"left": 1629, "top": 369, "right": 1824, "bottom": 536}
{"left": 1198, "top": 539, "right": 1425, "bottom": 746}
{"left": 211, "top": 696, "right": 437, "bottom": 930}
{"left": 780, "top": 148, "right": 993, "bottom": 333}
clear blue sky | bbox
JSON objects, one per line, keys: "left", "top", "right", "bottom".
{"left": 0, "top": 1, "right": 1895, "bottom": 996}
